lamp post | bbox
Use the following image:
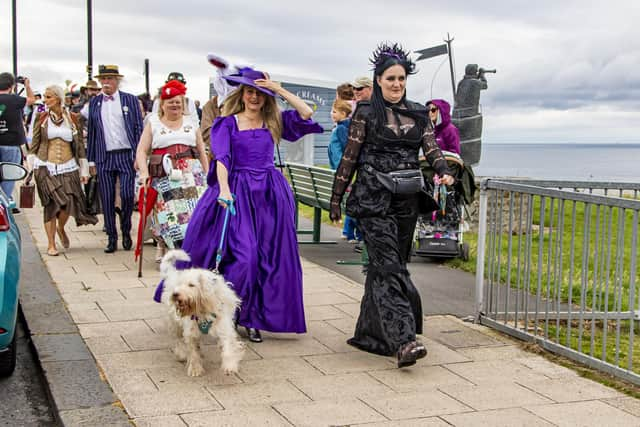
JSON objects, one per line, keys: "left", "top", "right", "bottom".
{"left": 12, "top": 0, "right": 17, "bottom": 77}
{"left": 87, "top": 0, "right": 93, "bottom": 81}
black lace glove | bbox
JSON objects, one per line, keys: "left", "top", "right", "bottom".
{"left": 330, "top": 193, "right": 342, "bottom": 222}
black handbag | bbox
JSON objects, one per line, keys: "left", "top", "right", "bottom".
{"left": 84, "top": 176, "right": 99, "bottom": 215}
{"left": 365, "top": 164, "right": 425, "bottom": 195}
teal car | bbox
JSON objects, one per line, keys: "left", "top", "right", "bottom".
{"left": 0, "top": 162, "right": 27, "bottom": 377}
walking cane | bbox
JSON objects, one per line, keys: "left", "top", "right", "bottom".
{"left": 138, "top": 178, "right": 150, "bottom": 278}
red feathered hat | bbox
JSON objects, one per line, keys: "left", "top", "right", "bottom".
{"left": 160, "top": 80, "right": 187, "bottom": 100}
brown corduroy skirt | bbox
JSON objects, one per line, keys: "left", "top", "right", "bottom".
{"left": 35, "top": 166, "right": 98, "bottom": 226}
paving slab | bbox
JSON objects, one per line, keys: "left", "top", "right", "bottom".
{"left": 288, "top": 372, "right": 395, "bottom": 400}
{"left": 118, "top": 385, "right": 222, "bottom": 418}
{"left": 58, "top": 406, "right": 132, "bottom": 427}
{"left": 246, "top": 336, "right": 332, "bottom": 359}
{"left": 181, "top": 408, "right": 291, "bottom": 426}
{"left": 362, "top": 390, "right": 472, "bottom": 419}
{"left": 442, "top": 407, "right": 554, "bottom": 426}
{"left": 147, "top": 365, "right": 244, "bottom": 389}
{"left": 518, "top": 377, "right": 623, "bottom": 402}
{"left": 31, "top": 334, "right": 92, "bottom": 362}
{"left": 439, "top": 382, "right": 553, "bottom": 411}
{"left": 235, "top": 357, "right": 324, "bottom": 383}
{"left": 423, "top": 316, "right": 504, "bottom": 348}
{"left": 207, "top": 380, "right": 311, "bottom": 409}
{"left": 40, "top": 360, "right": 116, "bottom": 411}
{"left": 84, "top": 335, "right": 131, "bottom": 355}
{"left": 21, "top": 302, "right": 77, "bottom": 335}
{"left": 134, "top": 415, "right": 187, "bottom": 427}
{"left": 369, "top": 365, "right": 474, "bottom": 392}
{"left": 444, "top": 359, "right": 550, "bottom": 384}
{"left": 303, "top": 351, "right": 395, "bottom": 375}
{"left": 273, "top": 398, "right": 387, "bottom": 427}
{"left": 526, "top": 400, "right": 640, "bottom": 427}
{"left": 603, "top": 396, "right": 640, "bottom": 417}
{"left": 358, "top": 418, "right": 451, "bottom": 427}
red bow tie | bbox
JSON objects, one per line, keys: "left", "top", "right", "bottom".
{"left": 104, "top": 95, "right": 114, "bottom": 101}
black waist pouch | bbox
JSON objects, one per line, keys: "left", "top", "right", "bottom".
{"left": 365, "top": 164, "right": 425, "bottom": 194}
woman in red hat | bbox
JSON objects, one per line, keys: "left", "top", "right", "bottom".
{"left": 135, "top": 80, "right": 209, "bottom": 260}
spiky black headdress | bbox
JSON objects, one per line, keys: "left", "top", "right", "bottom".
{"left": 370, "top": 42, "right": 416, "bottom": 76}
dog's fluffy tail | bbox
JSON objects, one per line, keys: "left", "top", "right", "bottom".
{"left": 160, "top": 249, "right": 192, "bottom": 276}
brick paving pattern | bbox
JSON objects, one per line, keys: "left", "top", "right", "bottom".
{"left": 21, "top": 205, "right": 640, "bottom": 427}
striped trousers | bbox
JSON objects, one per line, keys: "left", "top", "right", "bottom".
{"left": 97, "top": 149, "right": 135, "bottom": 239}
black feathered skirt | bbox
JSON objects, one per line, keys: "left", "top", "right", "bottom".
{"left": 347, "top": 194, "right": 423, "bottom": 356}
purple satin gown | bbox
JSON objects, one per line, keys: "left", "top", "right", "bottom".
{"left": 178, "top": 110, "right": 322, "bottom": 333}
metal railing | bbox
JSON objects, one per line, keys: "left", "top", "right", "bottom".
{"left": 475, "top": 179, "right": 640, "bottom": 385}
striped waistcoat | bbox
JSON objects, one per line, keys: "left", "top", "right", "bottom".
{"left": 86, "top": 92, "right": 144, "bottom": 164}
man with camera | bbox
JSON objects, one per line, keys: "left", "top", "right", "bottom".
{"left": 0, "top": 72, "right": 35, "bottom": 210}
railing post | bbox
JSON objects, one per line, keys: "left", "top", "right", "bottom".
{"left": 475, "top": 179, "right": 489, "bottom": 322}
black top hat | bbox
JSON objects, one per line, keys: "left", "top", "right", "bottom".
{"left": 95, "top": 64, "right": 124, "bottom": 78}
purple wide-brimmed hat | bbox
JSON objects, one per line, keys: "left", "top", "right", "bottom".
{"left": 222, "top": 67, "right": 276, "bottom": 97}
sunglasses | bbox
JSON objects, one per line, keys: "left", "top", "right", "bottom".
{"left": 353, "top": 87, "right": 366, "bottom": 91}
{"left": 429, "top": 107, "right": 438, "bottom": 113}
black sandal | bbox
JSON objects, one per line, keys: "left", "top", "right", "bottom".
{"left": 397, "top": 341, "right": 428, "bottom": 368}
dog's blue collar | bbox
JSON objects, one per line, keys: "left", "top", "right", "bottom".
{"left": 191, "top": 313, "right": 216, "bottom": 334}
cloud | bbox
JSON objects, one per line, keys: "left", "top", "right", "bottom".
{"left": 2, "top": 0, "right": 639, "bottom": 143}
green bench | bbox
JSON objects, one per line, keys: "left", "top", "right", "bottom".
{"left": 285, "top": 162, "right": 337, "bottom": 244}
{"left": 285, "top": 162, "right": 368, "bottom": 266}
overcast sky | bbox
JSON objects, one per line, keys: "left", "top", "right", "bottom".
{"left": 2, "top": 0, "right": 639, "bottom": 143}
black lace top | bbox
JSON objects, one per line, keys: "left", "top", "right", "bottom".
{"left": 330, "top": 100, "right": 450, "bottom": 219}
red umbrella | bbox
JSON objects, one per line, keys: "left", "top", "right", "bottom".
{"left": 135, "top": 181, "right": 158, "bottom": 264}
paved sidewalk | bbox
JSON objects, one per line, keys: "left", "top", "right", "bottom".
{"left": 20, "top": 206, "right": 640, "bottom": 426}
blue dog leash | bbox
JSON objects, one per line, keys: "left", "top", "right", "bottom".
{"left": 212, "top": 195, "right": 236, "bottom": 273}
{"left": 153, "top": 194, "right": 236, "bottom": 311}
{"left": 195, "top": 195, "right": 236, "bottom": 334}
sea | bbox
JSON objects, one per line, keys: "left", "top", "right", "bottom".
{"left": 474, "top": 143, "right": 640, "bottom": 182}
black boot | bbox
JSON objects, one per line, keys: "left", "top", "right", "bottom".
{"left": 104, "top": 237, "right": 117, "bottom": 253}
{"left": 245, "top": 327, "right": 262, "bottom": 343}
{"left": 397, "top": 341, "right": 427, "bottom": 368}
{"left": 122, "top": 234, "right": 132, "bottom": 251}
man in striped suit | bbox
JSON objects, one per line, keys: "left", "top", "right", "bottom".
{"left": 87, "top": 65, "right": 143, "bottom": 253}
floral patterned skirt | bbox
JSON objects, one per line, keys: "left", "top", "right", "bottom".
{"left": 149, "top": 158, "right": 206, "bottom": 249}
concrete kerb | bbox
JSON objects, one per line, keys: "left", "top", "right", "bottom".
{"left": 16, "top": 216, "right": 132, "bottom": 426}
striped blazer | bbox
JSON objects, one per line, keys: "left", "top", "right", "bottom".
{"left": 86, "top": 91, "right": 143, "bottom": 164}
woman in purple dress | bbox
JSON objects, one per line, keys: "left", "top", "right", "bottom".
{"left": 179, "top": 68, "right": 323, "bottom": 342}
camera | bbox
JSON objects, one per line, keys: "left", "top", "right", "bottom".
{"left": 16, "top": 76, "right": 26, "bottom": 84}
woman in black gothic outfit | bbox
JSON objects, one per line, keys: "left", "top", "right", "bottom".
{"left": 330, "top": 43, "right": 454, "bottom": 368}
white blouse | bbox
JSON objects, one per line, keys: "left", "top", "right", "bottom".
{"left": 149, "top": 115, "right": 197, "bottom": 149}
{"left": 47, "top": 118, "right": 73, "bottom": 141}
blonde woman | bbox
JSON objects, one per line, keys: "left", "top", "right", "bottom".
{"left": 29, "top": 85, "right": 97, "bottom": 256}
{"left": 166, "top": 68, "right": 323, "bottom": 343}
{"left": 135, "top": 80, "right": 209, "bottom": 261}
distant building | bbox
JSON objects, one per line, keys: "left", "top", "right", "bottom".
{"left": 210, "top": 74, "right": 337, "bottom": 166}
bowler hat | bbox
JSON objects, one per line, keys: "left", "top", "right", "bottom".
{"left": 95, "top": 64, "right": 124, "bottom": 79}
{"left": 166, "top": 72, "right": 186, "bottom": 84}
{"left": 222, "top": 67, "right": 275, "bottom": 97}
{"left": 82, "top": 79, "right": 100, "bottom": 90}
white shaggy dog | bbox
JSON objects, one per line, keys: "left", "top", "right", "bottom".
{"left": 160, "top": 250, "right": 244, "bottom": 376}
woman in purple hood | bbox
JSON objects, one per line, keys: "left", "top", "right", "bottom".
{"left": 426, "top": 99, "right": 460, "bottom": 154}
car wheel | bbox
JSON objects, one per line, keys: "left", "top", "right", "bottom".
{"left": 0, "top": 332, "right": 17, "bottom": 377}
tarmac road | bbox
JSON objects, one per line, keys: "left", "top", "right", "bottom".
{"left": 0, "top": 319, "right": 57, "bottom": 426}
{"left": 296, "top": 217, "right": 477, "bottom": 318}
